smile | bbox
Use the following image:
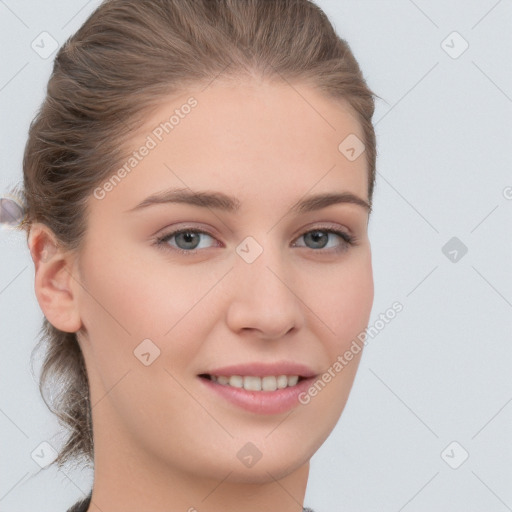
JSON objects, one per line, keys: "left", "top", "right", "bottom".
{"left": 201, "top": 374, "right": 302, "bottom": 391}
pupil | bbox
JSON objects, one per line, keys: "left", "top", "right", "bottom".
{"left": 308, "top": 230, "right": 327, "bottom": 248}
{"left": 179, "top": 232, "right": 199, "bottom": 249}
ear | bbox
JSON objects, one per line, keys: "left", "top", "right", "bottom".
{"left": 28, "top": 223, "right": 82, "bottom": 333}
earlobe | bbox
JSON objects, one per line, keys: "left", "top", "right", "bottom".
{"left": 28, "top": 223, "right": 82, "bottom": 333}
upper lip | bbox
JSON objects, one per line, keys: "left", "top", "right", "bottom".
{"left": 200, "top": 362, "right": 317, "bottom": 378}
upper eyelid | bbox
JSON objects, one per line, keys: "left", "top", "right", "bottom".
{"left": 157, "top": 219, "right": 352, "bottom": 235}
{"left": 161, "top": 228, "right": 219, "bottom": 246}
{"left": 158, "top": 224, "right": 349, "bottom": 236}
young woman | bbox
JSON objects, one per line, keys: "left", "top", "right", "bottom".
{"left": 17, "top": 1, "right": 378, "bottom": 510}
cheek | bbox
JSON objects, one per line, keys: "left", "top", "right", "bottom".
{"left": 293, "top": 255, "right": 373, "bottom": 437}
{"left": 306, "top": 250, "right": 374, "bottom": 353}
{"left": 77, "top": 245, "right": 220, "bottom": 383}
{"left": 79, "top": 243, "right": 207, "bottom": 336}
{"left": 76, "top": 249, "right": 208, "bottom": 431}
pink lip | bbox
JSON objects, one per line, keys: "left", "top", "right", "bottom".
{"left": 201, "top": 361, "right": 317, "bottom": 378}
{"left": 197, "top": 361, "right": 318, "bottom": 415}
{"left": 198, "top": 376, "right": 316, "bottom": 415}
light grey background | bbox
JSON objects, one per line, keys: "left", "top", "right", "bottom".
{"left": 1, "top": 1, "right": 511, "bottom": 511}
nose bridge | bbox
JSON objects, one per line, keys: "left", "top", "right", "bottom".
{"left": 225, "top": 234, "right": 303, "bottom": 337}
{"left": 240, "top": 230, "right": 293, "bottom": 283}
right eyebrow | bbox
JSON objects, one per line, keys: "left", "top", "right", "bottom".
{"left": 125, "top": 188, "right": 241, "bottom": 213}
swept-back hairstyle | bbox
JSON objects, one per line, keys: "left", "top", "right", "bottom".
{"left": 19, "top": 0, "right": 378, "bottom": 469}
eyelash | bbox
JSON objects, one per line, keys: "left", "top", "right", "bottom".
{"left": 154, "top": 225, "right": 357, "bottom": 256}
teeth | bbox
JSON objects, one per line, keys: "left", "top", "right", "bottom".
{"left": 229, "top": 375, "right": 244, "bottom": 388}
{"left": 243, "top": 376, "right": 261, "bottom": 391}
{"left": 276, "top": 375, "right": 288, "bottom": 389}
{"left": 288, "top": 375, "right": 299, "bottom": 386}
{"left": 209, "top": 374, "right": 301, "bottom": 391}
{"left": 262, "top": 376, "right": 277, "bottom": 391}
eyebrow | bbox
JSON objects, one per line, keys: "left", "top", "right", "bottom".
{"left": 125, "top": 187, "right": 371, "bottom": 215}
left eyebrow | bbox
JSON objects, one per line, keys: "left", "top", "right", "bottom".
{"left": 290, "top": 191, "right": 371, "bottom": 214}
{"left": 125, "top": 187, "right": 371, "bottom": 214}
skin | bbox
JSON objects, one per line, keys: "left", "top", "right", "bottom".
{"left": 29, "top": 78, "right": 374, "bottom": 512}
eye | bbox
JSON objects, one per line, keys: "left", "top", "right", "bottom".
{"left": 293, "top": 227, "right": 356, "bottom": 253}
{"left": 155, "top": 228, "right": 219, "bottom": 254}
{"left": 154, "top": 225, "right": 357, "bottom": 256}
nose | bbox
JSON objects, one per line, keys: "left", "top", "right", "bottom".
{"left": 224, "top": 242, "right": 305, "bottom": 340}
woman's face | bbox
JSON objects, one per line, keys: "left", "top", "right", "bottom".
{"left": 73, "top": 79, "right": 374, "bottom": 483}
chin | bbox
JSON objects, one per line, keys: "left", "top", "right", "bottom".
{"left": 189, "top": 436, "right": 318, "bottom": 484}
{"left": 216, "top": 455, "right": 310, "bottom": 485}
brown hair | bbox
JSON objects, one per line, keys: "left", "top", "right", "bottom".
{"left": 18, "top": 0, "right": 378, "bottom": 469}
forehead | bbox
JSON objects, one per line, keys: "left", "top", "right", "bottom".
{"left": 95, "top": 80, "right": 369, "bottom": 214}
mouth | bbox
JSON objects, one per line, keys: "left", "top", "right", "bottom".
{"left": 198, "top": 373, "right": 308, "bottom": 391}
{"left": 196, "top": 362, "right": 317, "bottom": 414}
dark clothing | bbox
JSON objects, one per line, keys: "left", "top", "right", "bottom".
{"left": 66, "top": 493, "right": 91, "bottom": 512}
{"left": 67, "top": 492, "right": 315, "bottom": 512}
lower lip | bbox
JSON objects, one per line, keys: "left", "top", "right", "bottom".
{"left": 198, "top": 376, "right": 316, "bottom": 415}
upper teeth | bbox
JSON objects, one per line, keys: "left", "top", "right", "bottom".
{"left": 210, "top": 375, "right": 300, "bottom": 391}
